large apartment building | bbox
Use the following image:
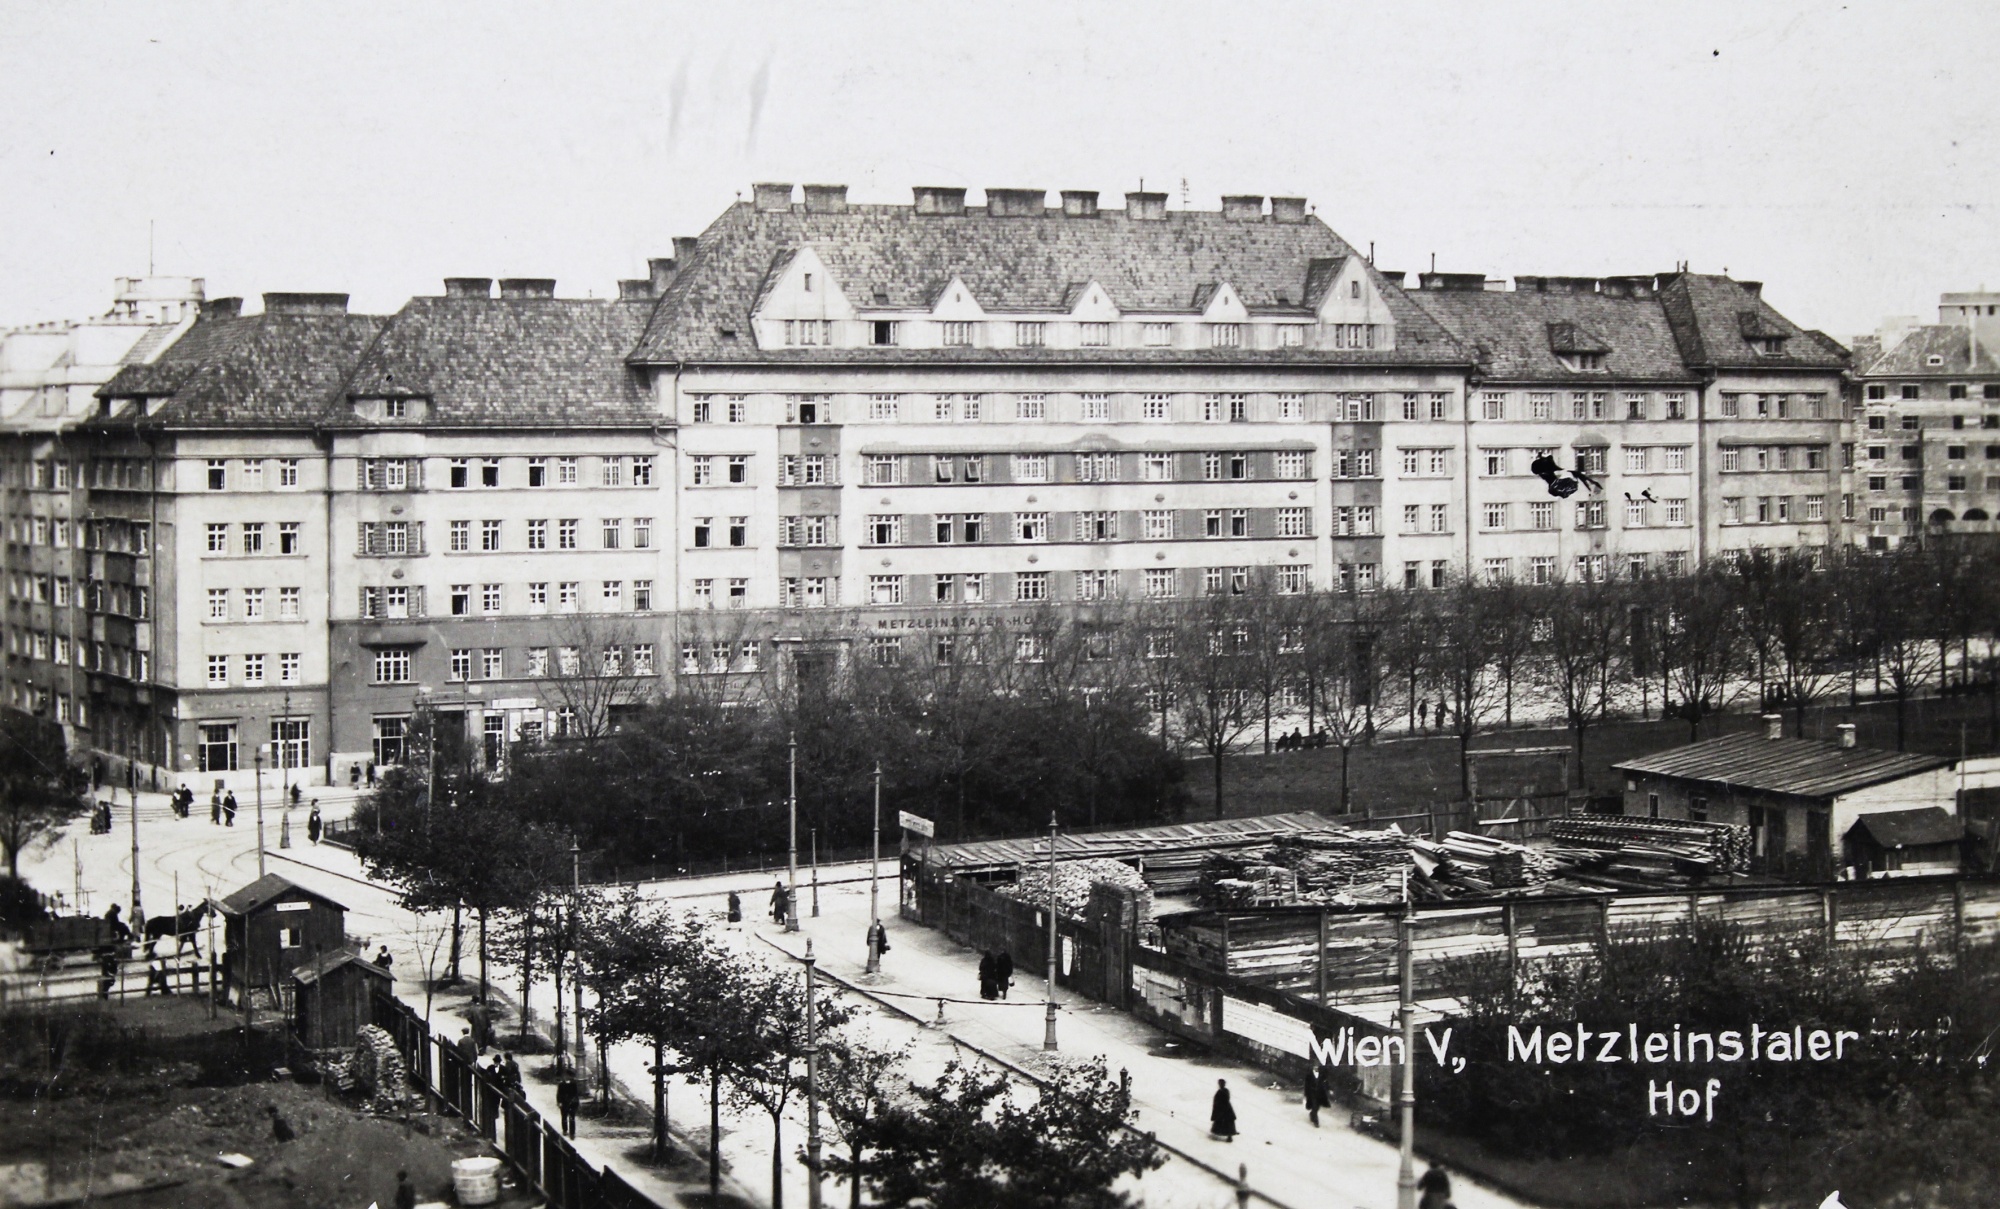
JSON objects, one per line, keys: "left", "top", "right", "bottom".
{"left": 0, "top": 186, "right": 1856, "bottom": 785}
{"left": 1849, "top": 290, "right": 2000, "bottom": 547}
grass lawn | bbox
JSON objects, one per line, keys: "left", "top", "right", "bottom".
{"left": 1186, "top": 689, "right": 2000, "bottom": 821}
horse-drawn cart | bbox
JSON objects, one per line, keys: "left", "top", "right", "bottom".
{"left": 22, "top": 916, "right": 126, "bottom": 970}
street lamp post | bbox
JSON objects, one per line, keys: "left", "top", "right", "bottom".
{"left": 572, "top": 838, "right": 585, "bottom": 1075}
{"left": 127, "top": 768, "right": 142, "bottom": 932}
{"left": 866, "top": 762, "right": 881, "bottom": 974}
{"left": 1044, "top": 812, "right": 1059, "bottom": 1052}
{"left": 804, "top": 939, "right": 823, "bottom": 1209}
{"left": 254, "top": 743, "right": 269, "bottom": 878}
{"left": 1395, "top": 882, "right": 1418, "bottom": 1209}
{"left": 810, "top": 828, "right": 820, "bottom": 918}
{"left": 786, "top": 732, "right": 800, "bottom": 933}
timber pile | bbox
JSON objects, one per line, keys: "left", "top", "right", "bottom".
{"left": 998, "top": 858, "right": 1154, "bottom": 920}
{"left": 1547, "top": 817, "right": 1751, "bottom": 876}
{"left": 1196, "top": 829, "right": 1415, "bottom": 907}
{"left": 1434, "top": 832, "right": 1538, "bottom": 888}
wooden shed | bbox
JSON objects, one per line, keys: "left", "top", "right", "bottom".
{"left": 1844, "top": 808, "right": 1966, "bottom": 878}
{"left": 217, "top": 874, "right": 347, "bottom": 1000}
{"left": 289, "top": 948, "right": 392, "bottom": 1051}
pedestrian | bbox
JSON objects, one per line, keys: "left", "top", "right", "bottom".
{"left": 290, "top": 783, "right": 302, "bottom": 809}
{"left": 307, "top": 804, "right": 322, "bottom": 845}
{"left": 367, "top": 762, "right": 378, "bottom": 787}
{"left": 995, "top": 948, "right": 1013, "bottom": 999}
{"left": 1416, "top": 700, "right": 1428, "bottom": 730}
{"left": 1303, "top": 1066, "right": 1328, "bottom": 1128}
{"left": 144, "top": 941, "right": 172, "bottom": 996}
{"left": 503, "top": 1052, "right": 523, "bottom": 1095}
{"left": 375, "top": 945, "right": 394, "bottom": 971}
{"left": 210, "top": 791, "right": 221, "bottom": 824}
{"left": 769, "top": 879, "right": 789, "bottom": 925}
{"left": 223, "top": 791, "right": 237, "bottom": 827}
{"left": 105, "top": 903, "right": 131, "bottom": 944}
{"left": 726, "top": 890, "right": 742, "bottom": 923}
{"left": 866, "top": 920, "right": 891, "bottom": 961}
{"left": 1418, "top": 1160, "right": 1452, "bottom": 1209}
{"left": 393, "top": 1170, "right": 418, "bottom": 1209}
{"left": 350, "top": 764, "right": 362, "bottom": 789}
{"left": 978, "top": 951, "right": 998, "bottom": 1000}
{"left": 1210, "top": 1078, "right": 1237, "bottom": 1142}
{"left": 556, "top": 1071, "right": 580, "bottom": 1137}
{"left": 455, "top": 1026, "right": 478, "bottom": 1108}
{"left": 96, "top": 949, "right": 118, "bottom": 999}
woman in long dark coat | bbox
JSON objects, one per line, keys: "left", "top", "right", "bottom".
{"left": 1210, "top": 1078, "right": 1237, "bottom": 1141}
{"left": 978, "top": 951, "right": 998, "bottom": 1000}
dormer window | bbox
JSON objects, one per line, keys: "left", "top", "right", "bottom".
{"left": 784, "top": 320, "right": 831, "bottom": 346}
{"left": 357, "top": 396, "right": 424, "bottom": 422}
{"left": 941, "top": 321, "right": 974, "bottom": 347}
{"left": 1078, "top": 322, "right": 1111, "bottom": 347}
{"left": 871, "top": 321, "right": 899, "bottom": 346}
{"left": 384, "top": 398, "right": 408, "bottom": 419}
{"left": 1927, "top": 354, "right": 1945, "bottom": 367}
{"left": 1558, "top": 352, "right": 1605, "bottom": 372}
{"left": 1210, "top": 323, "right": 1243, "bottom": 348}
{"left": 1015, "top": 322, "right": 1046, "bottom": 347}
{"left": 1756, "top": 337, "right": 1788, "bottom": 356}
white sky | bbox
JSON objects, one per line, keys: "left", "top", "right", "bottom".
{"left": 1, "top": 1, "right": 1995, "bottom": 340}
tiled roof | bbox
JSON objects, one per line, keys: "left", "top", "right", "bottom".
{"left": 630, "top": 202, "right": 1469, "bottom": 366}
{"left": 1656, "top": 273, "right": 1848, "bottom": 371}
{"left": 98, "top": 311, "right": 387, "bottom": 427}
{"left": 329, "top": 296, "right": 656, "bottom": 428}
{"left": 1857, "top": 325, "right": 2000, "bottom": 376}
{"left": 1407, "top": 287, "right": 1694, "bottom": 382}
{"left": 1847, "top": 807, "right": 1964, "bottom": 848}
{"left": 1614, "top": 732, "right": 1951, "bottom": 801}
{"left": 216, "top": 873, "right": 347, "bottom": 916}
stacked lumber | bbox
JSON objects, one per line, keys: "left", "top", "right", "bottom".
{"left": 1195, "top": 829, "right": 1416, "bottom": 907}
{"left": 1547, "top": 817, "right": 1752, "bottom": 876}
{"left": 998, "top": 858, "right": 1154, "bottom": 920}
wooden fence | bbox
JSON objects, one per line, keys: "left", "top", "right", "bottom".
{"left": 1159, "top": 874, "right": 2000, "bottom": 1005}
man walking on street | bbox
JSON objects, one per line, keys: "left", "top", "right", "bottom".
{"left": 223, "top": 791, "right": 237, "bottom": 827}
{"left": 769, "top": 879, "right": 789, "bottom": 925}
{"left": 307, "top": 803, "right": 322, "bottom": 845}
{"left": 210, "top": 791, "right": 221, "bottom": 825}
{"left": 556, "top": 1071, "right": 580, "bottom": 1137}
{"left": 995, "top": 949, "right": 1013, "bottom": 998}
{"left": 1304, "top": 1066, "right": 1328, "bottom": 1127}
{"left": 1418, "top": 1161, "right": 1453, "bottom": 1209}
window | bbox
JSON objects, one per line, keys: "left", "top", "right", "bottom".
{"left": 1076, "top": 451, "right": 1118, "bottom": 482}
{"left": 1144, "top": 510, "right": 1175, "bottom": 540}
{"left": 558, "top": 520, "right": 578, "bottom": 550}
{"left": 449, "top": 649, "right": 472, "bottom": 681}
{"left": 243, "top": 587, "right": 266, "bottom": 620}
{"left": 869, "top": 394, "right": 900, "bottom": 421}
{"left": 870, "top": 320, "right": 900, "bottom": 347}
{"left": 1429, "top": 504, "right": 1449, "bottom": 533}
{"left": 472, "top": 519, "right": 497, "bottom": 552}
{"left": 1016, "top": 394, "right": 1046, "bottom": 421}
{"left": 558, "top": 581, "right": 579, "bottom": 612}
{"left": 1015, "top": 322, "right": 1046, "bottom": 347}
{"left": 275, "top": 522, "right": 300, "bottom": 555}
{"left": 274, "top": 458, "right": 299, "bottom": 488}
{"left": 1210, "top": 323, "right": 1243, "bottom": 348}
{"left": 1530, "top": 501, "right": 1555, "bottom": 530}
{"left": 526, "top": 520, "right": 548, "bottom": 550}
{"left": 1074, "top": 569, "right": 1115, "bottom": 601}
{"left": 208, "top": 589, "right": 229, "bottom": 621}
{"left": 786, "top": 319, "right": 832, "bottom": 346}
{"left": 1481, "top": 448, "right": 1508, "bottom": 476}
{"left": 450, "top": 584, "right": 472, "bottom": 616}
{"left": 1575, "top": 554, "right": 1608, "bottom": 583}
{"left": 869, "top": 515, "right": 902, "bottom": 545}
{"left": 1483, "top": 502, "right": 1508, "bottom": 530}
{"left": 864, "top": 456, "right": 899, "bottom": 486}
{"left": 1721, "top": 447, "right": 1742, "bottom": 472}
{"left": 448, "top": 520, "right": 471, "bottom": 552}
{"left": 1082, "top": 392, "right": 1110, "bottom": 421}
{"left": 602, "top": 580, "right": 623, "bottom": 609}
{"left": 558, "top": 457, "right": 579, "bottom": 484}
{"left": 206, "top": 523, "right": 229, "bottom": 553}
{"left": 1626, "top": 499, "right": 1647, "bottom": 528}
{"left": 1278, "top": 507, "right": 1310, "bottom": 537}
{"left": 691, "top": 397, "right": 713, "bottom": 424}
{"left": 1900, "top": 384, "right": 1920, "bottom": 401}
{"left": 602, "top": 518, "right": 621, "bottom": 549}
{"left": 1143, "top": 393, "right": 1170, "bottom": 421}
{"left": 1078, "top": 322, "right": 1111, "bottom": 347}
{"left": 1482, "top": 392, "right": 1506, "bottom": 421}
{"left": 1577, "top": 499, "right": 1606, "bottom": 528}
{"left": 1016, "top": 512, "right": 1048, "bottom": 542}
{"left": 206, "top": 459, "right": 226, "bottom": 490}
{"left": 1625, "top": 446, "right": 1649, "bottom": 474}
{"left": 1080, "top": 510, "right": 1116, "bottom": 541}
{"left": 1144, "top": 567, "right": 1176, "bottom": 599}
{"left": 1012, "top": 454, "right": 1048, "bottom": 482}
{"left": 1143, "top": 322, "right": 1173, "bottom": 347}
{"left": 207, "top": 655, "right": 229, "bottom": 686}
{"left": 941, "top": 321, "right": 973, "bottom": 347}
{"left": 692, "top": 578, "right": 714, "bottom": 609}
{"left": 527, "top": 457, "right": 547, "bottom": 487}
{"left": 374, "top": 649, "right": 412, "bottom": 683}
{"left": 1227, "top": 394, "right": 1248, "bottom": 422}
{"left": 478, "top": 649, "right": 503, "bottom": 680}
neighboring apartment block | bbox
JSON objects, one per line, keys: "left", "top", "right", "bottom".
{"left": 1849, "top": 291, "right": 2000, "bottom": 548}
{"left": 0, "top": 186, "right": 1860, "bottom": 784}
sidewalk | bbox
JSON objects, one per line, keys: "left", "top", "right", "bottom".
{"left": 756, "top": 878, "right": 1526, "bottom": 1209}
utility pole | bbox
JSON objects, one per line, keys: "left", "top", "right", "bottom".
{"left": 127, "top": 769, "right": 142, "bottom": 931}
{"left": 866, "top": 762, "right": 882, "bottom": 974}
{"left": 572, "top": 838, "right": 585, "bottom": 1075}
{"left": 254, "top": 744, "right": 268, "bottom": 878}
{"left": 810, "top": 828, "right": 820, "bottom": 917}
{"left": 1044, "top": 812, "right": 1059, "bottom": 1052}
{"left": 804, "top": 939, "right": 823, "bottom": 1209}
{"left": 1395, "top": 878, "right": 1418, "bottom": 1209}
{"left": 786, "top": 732, "right": 800, "bottom": 932}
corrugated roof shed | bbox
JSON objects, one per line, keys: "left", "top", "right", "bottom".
{"left": 330, "top": 295, "right": 657, "bottom": 428}
{"left": 1614, "top": 732, "right": 1951, "bottom": 800}
{"left": 216, "top": 874, "right": 347, "bottom": 916}
{"left": 922, "top": 811, "right": 1336, "bottom": 872}
{"left": 1406, "top": 287, "right": 1695, "bottom": 383}
{"left": 629, "top": 201, "right": 1470, "bottom": 366}
{"left": 1848, "top": 808, "right": 1964, "bottom": 848}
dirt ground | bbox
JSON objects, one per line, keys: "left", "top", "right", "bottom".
{"left": 0, "top": 996, "right": 531, "bottom": 1208}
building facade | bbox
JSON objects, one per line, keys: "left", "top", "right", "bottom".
{"left": 1849, "top": 290, "right": 2000, "bottom": 547}
{"left": 0, "top": 187, "right": 1864, "bottom": 783}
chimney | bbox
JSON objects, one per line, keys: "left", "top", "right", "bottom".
{"left": 1599, "top": 278, "right": 1631, "bottom": 299}
{"left": 1740, "top": 281, "right": 1763, "bottom": 298}
{"left": 753, "top": 182, "right": 795, "bottom": 213}
{"left": 1837, "top": 723, "right": 1857, "bottom": 749}
{"left": 1418, "top": 272, "right": 1487, "bottom": 293}
{"left": 802, "top": 184, "right": 849, "bottom": 214}
{"left": 200, "top": 297, "right": 242, "bottom": 320}
{"left": 1060, "top": 190, "right": 1100, "bottom": 218}
{"left": 497, "top": 279, "right": 556, "bottom": 299}
{"left": 1221, "top": 195, "right": 1266, "bottom": 221}
{"left": 1270, "top": 196, "right": 1307, "bottom": 224}
{"left": 913, "top": 186, "right": 968, "bottom": 216}
{"left": 262, "top": 292, "right": 349, "bottom": 315}
{"left": 618, "top": 280, "right": 654, "bottom": 301}
{"left": 648, "top": 257, "right": 678, "bottom": 295}
{"left": 985, "top": 188, "right": 1047, "bottom": 217}
{"left": 444, "top": 277, "right": 492, "bottom": 299}
{"left": 1602, "top": 275, "right": 1655, "bottom": 299}
{"left": 1763, "top": 713, "right": 1783, "bottom": 741}
{"left": 1125, "top": 191, "right": 1168, "bottom": 221}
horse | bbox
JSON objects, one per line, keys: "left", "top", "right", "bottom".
{"left": 144, "top": 902, "right": 210, "bottom": 957}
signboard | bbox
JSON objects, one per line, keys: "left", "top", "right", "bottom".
{"left": 898, "top": 810, "right": 935, "bottom": 838}
{"left": 274, "top": 901, "right": 312, "bottom": 913}
{"left": 489, "top": 698, "right": 537, "bottom": 711}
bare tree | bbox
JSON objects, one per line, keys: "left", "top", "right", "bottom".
{"left": 1429, "top": 578, "right": 1508, "bottom": 800}
{"left": 1530, "top": 569, "right": 1632, "bottom": 789}
{"left": 1736, "top": 550, "right": 1848, "bottom": 738}
{"left": 1656, "top": 561, "right": 1749, "bottom": 740}
{"left": 1298, "top": 589, "right": 1378, "bottom": 814}
{"left": 543, "top": 613, "right": 656, "bottom": 740}
{"left": 1166, "top": 593, "right": 1260, "bottom": 818}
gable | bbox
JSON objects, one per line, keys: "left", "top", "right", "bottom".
{"left": 753, "top": 246, "right": 853, "bottom": 322}
{"left": 929, "top": 276, "right": 987, "bottom": 319}
{"left": 1067, "top": 281, "right": 1121, "bottom": 321}
{"left": 1199, "top": 282, "right": 1250, "bottom": 321}
{"left": 1314, "top": 260, "right": 1395, "bottom": 326}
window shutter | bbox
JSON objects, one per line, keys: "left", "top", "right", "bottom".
{"left": 357, "top": 522, "right": 371, "bottom": 555}
{"left": 412, "top": 586, "right": 426, "bottom": 617}
{"left": 412, "top": 522, "right": 425, "bottom": 554}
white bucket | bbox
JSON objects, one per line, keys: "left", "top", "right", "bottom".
{"left": 450, "top": 1156, "right": 503, "bottom": 1206}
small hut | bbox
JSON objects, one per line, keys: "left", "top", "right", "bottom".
{"left": 1844, "top": 808, "right": 1966, "bottom": 878}
{"left": 217, "top": 874, "right": 347, "bottom": 1001}
{"left": 290, "top": 948, "right": 392, "bottom": 1052}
